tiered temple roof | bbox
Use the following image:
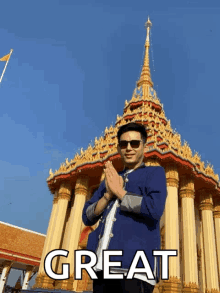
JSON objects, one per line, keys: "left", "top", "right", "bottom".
{"left": 46, "top": 17, "right": 220, "bottom": 196}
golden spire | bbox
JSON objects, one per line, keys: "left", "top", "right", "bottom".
{"left": 137, "top": 16, "right": 154, "bottom": 90}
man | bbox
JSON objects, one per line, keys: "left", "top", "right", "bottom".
{"left": 82, "top": 122, "right": 167, "bottom": 293}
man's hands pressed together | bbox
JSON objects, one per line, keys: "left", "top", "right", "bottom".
{"left": 94, "top": 161, "right": 127, "bottom": 216}
{"left": 104, "top": 161, "right": 127, "bottom": 201}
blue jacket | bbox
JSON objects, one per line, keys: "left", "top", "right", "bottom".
{"left": 82, "top": 164, "right": 167, "bottom": 283}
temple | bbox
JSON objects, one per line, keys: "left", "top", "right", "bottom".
{"left": 1, "top": 18, "right": 220, "bottom": 293}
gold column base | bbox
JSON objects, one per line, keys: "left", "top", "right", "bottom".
{"left": 153, "top": 282, "right": 161, "bottom": 293}
{"left": 182, "top": 281, "right": 200, "bottom": 293}
{"left": 205, "top": 289, "right": 220, "bottom": 293}
{"left": 32, "top": 273, "right": 43, "bottom": 289}
{"left": 55, "top": 276, "right": 74, "bottom": 291}
{"left": 156, "top": 281, "right": 165, "bottom": 293}
{"left": 162, "top": 277, "right": 182, "bottom": 293}
{"left": 38, "top": 274, "right": 55, "bottom": 290}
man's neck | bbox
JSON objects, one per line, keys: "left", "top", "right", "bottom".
{"left": 124, "top": 161, "right": 144, "bottom": 171}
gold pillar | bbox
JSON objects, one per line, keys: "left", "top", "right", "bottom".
{"left": 40, "top": 182, "right": 71, "bottom": 290}
{"left": 195, "top": 202, "right": 206, "bottom": 293}
{"left": 22, "top": 265, "right": 35, "bottom": 290}
{"left": 55, "top": 201, "right": 72, "bottom": 275}
{"left": 157, "top": 226, "right": 165, "bottom": 293}
{"left": 0, "top": 261, "right": 13, "bottom": 293}
{"left": 74, "top": 222, "right": 89, "bottom": 292}
{"left": 199, "top": 189, "right": 219, "bottom": 292}
{"left": 33, "top": 191, "right": 59, "bottom": 289}
{"left": 55, "top": 175, "right": 89, "bottom": 291}
{"left": 179, "top": 201, "right": 184, "bottom": 286}
{"left": 179, "top": 174, "right": 199, "bottom": 293}
{"left": 213, "top": 197, "right": 220, "bottom": 286}
{"left": 163, "top": 163, "right": 182, "bottom": 293}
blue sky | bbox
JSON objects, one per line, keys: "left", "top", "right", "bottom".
{"left": 1, "top": 0, "right": 220, "bottom": 288}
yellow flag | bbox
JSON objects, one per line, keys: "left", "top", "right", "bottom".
{"left": 0, "top": 54, "right": 10, "bottom": 61}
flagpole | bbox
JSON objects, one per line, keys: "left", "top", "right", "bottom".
{"left": 0, "top": 49, "right": 13, "bottom": 84}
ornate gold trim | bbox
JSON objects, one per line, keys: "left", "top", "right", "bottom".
{"left": 145, "top": 158, "right": 161, "bottom": 166}
{"left": 213, "top": 199, "right": 220, "bottom": 218}
{"left": 179, "top": 174, "right": 195, "bottom": 200}
{"left": 179, "top": 174, "right": 194, "bottom": 187}
{"left": 179, "top": 189, "right": 195, "bottom": 199}
{"left": 75, "top": 175, "right": 89, "bottom": 196}
{"left": 205, "top": 289, "right": 220, "bottom": 293}
{"left": 182, "top": 281, "right": 200, "bottom": 293}
{"left": 197, "top": 244, "right": 202, "bottom": 271}
{"left": 165, "top": 163, "right": 179, "bottom": 188}
{"left": 37, "top": 274, "right": 55, "bottom": 290}
{"left": 162, "top": 276, "right": 182, "bottom": 293}
{"left": 58, "top": 183, "right": 71, "bottom": 201}
{"left": 213, "top": 211, "right": 220, "bottom": 218}
{"left": 166, "top": 178, "right": 179, "bottom": 188}
{"left": 53, "top": 190, "right": 59, "bottom": 204}
{"left": 2, "top": 260, "right": 13, "bottom": 267}
{"left": 198, "top": 189, "right": 214, "bottom": 211}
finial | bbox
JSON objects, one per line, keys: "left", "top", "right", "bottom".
{"left": 145, "top": 16, "right": 152, "bottom": 43}
{"left": 136, "top": 17, "right": 154, "bottom": 90}
{"left": 145, "top": 16, "right": 152, "bottom": 29}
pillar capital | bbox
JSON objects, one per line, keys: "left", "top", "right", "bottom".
{"left": 2, "top": 260, "right": 13, "bottom": 268}
{"left": 25, "top": 265, "right": 34, "bottom": 271}
{"left": 162, "top": 276, "right": 182, "bottom": 293}
{"left": 182, "top": 281, "right": 200, "bottom": 292}
{"left": 145, "top": 158, "right": 161, "bottom": 166}
{"left": 164, "top": 163, "right": 179, "bottom": 188}
{"left": 58, "top": 182, "right": 72, "bottom": 201}
{"left": 198, "top": 189, "right": 214, "bottom": 211}
{"left": 0, "top": 261, "right": 14, "bottom": 293}
{"left": 75, "top": 175, "right": 89, "bottom": 196}
{"left": 213, "top": 197, "right": 220, "bottom": 219}
{"left": 22, "top": 267, "right": 35, "bottom": 290}
{"left": 179, "top": 174, "right": 195, "bottom": 200}
{"left": 53, "top": 190, "right": 59, "bottom": 204}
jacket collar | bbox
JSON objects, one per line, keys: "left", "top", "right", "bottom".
{"left": 122, "top": 161, "right": 145, "bottom": 175}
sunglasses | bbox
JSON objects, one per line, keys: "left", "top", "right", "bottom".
{"left": 119, "top": 140, "right": 142, "bottom": 149}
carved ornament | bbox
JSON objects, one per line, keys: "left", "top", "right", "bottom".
{"left": 179, "top": 174, "right": 195, "bottom": 199}
{"left": 53, "top": 190, "right": 59, "bottom": 204}
{"left": 182, "top": 281, "right": 200, "bottom": 290}
{"left": 197, "top": 244, "right": 202, "bottom": 271}
{"left": 145, "top": 159, "right": 161, "bottom": 166}
{"left": 58, "top": 183, "right": 71, "bottom": 201}
{"left": 198, "top": 189, "right": 213, "bottom": 211}
{"left": 165, "top": 163, "right": 179, "bottom": 188}
{"left": 213, "top": 200, "right": 220, "bottom": 218}
{"left": 75, "top": 175, "right": 89, "bottom": 196}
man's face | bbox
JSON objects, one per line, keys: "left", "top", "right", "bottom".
{"left": 117, "top": 131, "right": 145, "bottom": 170}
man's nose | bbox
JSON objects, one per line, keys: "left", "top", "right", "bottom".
{"left": 126, "top": 143, "right": 132, "bottom": 150}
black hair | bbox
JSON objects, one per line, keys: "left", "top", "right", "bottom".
{"left": 117, "top": 122, "right": 147, "bottom": 144}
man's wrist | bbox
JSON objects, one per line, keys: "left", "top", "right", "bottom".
{"left": 103, "top": 193, "right": 111, "bottom": 201}
{"left": 116, "top": 189, "right": 127, "bottom": 201}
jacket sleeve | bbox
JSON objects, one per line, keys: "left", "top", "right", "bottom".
{"left": 120, "top": 166, "right": 167, "bottom": 221}
{"left": 82, "top": 179, "right": 106, "bottom": 226}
